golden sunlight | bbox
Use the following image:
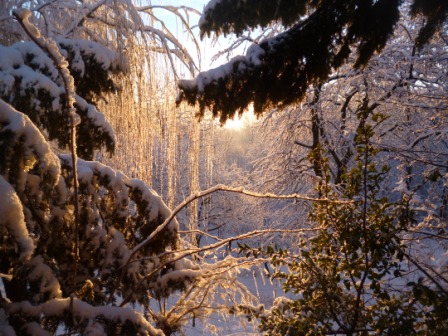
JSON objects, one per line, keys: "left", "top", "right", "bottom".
{"left": 223, "top": 104, "right": 257, "bottom": 130}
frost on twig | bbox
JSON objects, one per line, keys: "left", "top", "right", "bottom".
{"left": 131, "top": 183, "right": 354, "bottom": 256}
{"left": 116, "top": 184, "right": 349, "bottom": 309}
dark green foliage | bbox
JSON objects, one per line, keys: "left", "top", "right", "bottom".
{"left": 0, "top": 41, "right": 117, "bottom": 160}
{"left": 178, "top": 0, "right": 447, "bottom": 122}
{"left": 0, "top": 107, "right": 192, "bottom": 334}
{"left": 0, "top": 37, "right": 197, "bottom": 334}
{"left": 411, "top": 0, "right": 448, "bottom": 48}
{"left": 199, "top": 0, "right": 309, "bottom": 38}
{"left": 11, "top": 81, "right": 72, "bottom": 150}
{"left": 239, "top": 114, "right": 448, "bottom": 335}
{"left": 76, "top": 104, "right": 115, "bottom": 159}
{"left": 60, "top": 41, "right": 120, "bottom": 102}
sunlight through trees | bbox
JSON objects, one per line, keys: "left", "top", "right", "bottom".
{"left": 0, "top": 0, "right": 447, "bottom": 335}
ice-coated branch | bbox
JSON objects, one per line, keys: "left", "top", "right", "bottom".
{"left": 113, "top": 184, "right": 353, "bottom": 305}
{"left": 178, "top": 228, "right": 320, "bottom": 243}
{"left": 141, "top": 257, "right": 260, "bottom": 333}
{"left": 399, "top": 246, "right": 448, "bottom": 295}
{"left": 119, "top": 226, "right": 325, "bottom": 307}
{"left": 63, "top": 0, "right": 107, "bottom": 37}
{"left": 141, "top": 227, "right": 324, "bottom": 265}
{"left": 167, "top": 259, "right": 262, "bottom": 325}
{"left": 112, "top": 184, "right": 353, "bottom": 303}
{"left": 131, "top": 184, "right": 354, "bottom": 257}
{"left": 143, "top": 25, "right": 198, "bottom": 77}
{"left": 13, "top": 8, "right": 81, "bottom": 293}
{"left": 138, "top": 4, "right": 201, "bottom": 72}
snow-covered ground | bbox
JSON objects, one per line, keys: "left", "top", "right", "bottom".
{"left": 184, "top": 267, "right": 281, "bottom": 336}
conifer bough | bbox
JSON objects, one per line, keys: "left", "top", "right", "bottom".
{"left": 177, "top": 0, "right": 448, "bottom": 123}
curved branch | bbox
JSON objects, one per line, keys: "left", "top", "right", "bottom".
{"left": 131, "top": 184, "right": 354, "bottom": 257}
{"left": 119, "top": 226, "right": 324, "bottom": 307}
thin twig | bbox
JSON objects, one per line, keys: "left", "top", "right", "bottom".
{"left": 132, "top": 184, "right": 354, "bottom": 257}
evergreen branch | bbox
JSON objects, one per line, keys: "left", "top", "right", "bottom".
{"left": 4, "top": 297, "right": 162, "bottom": 336}
{"left": 13, "top": 9, "right": 81, "bottom": 294}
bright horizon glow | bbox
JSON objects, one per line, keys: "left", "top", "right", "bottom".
{"left": 223, "top": 104, "right": 257, "bottom": 130}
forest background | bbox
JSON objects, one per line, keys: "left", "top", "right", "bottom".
{"left": 0, "top": 0, "right": 447, "bottom": 335}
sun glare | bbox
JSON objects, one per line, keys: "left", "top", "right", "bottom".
{"left": 223, "top": 105, "right": 256, "bottom": 130}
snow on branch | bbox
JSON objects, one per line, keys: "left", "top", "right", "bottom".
{"left": 13, "top": 9, "right": 78, "bottom": 122}
{"left": 138, "top": 4, "right": 201, "bottom": 52}
{"left": 58, "top": 37, "right": 121, "bottom": 75}
{"left": 0, "top": 39, "right": 118, "bottom": 156}
{"left": 178, "top": 41, "right": 265, "bottom": 91}
{"left": 0, "top": 175, "right": 34, "bottom": 260}
{"left": 0, "top": 98, "right": 60, "bottom": 186}
{"left": 113, "top": 184, "right": 343, "bottom": 306}
{"left": 121, "top": 225, "right": 325, "bottom": 309}
{"left": 137, "top": 4, "right": 200, "bottom": 76}
{"left": 13, "top": 8, "right": 82, "bottom": 292}
{"left": 144, "top": 25, "right": 198, "bottom": 77}
{"left": 63, "top": 0, "right": 107, "bottom": 37}
{"left": 113, "top": 184, "right": 354, "bottom": 305}
{"left": 125, "top": 226, "right": 323, "bottom": 301}
{"left": 131, "top": 184, "right": 354, "bottom": 259}
{"left": 6, "top": 297, "right": 164, "bottom": 336}
{"left": 74, "top": 95, "right": 116, "bottom": 145}
{"left": 137, "top": 5, "right": 201, "bottom": 18}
